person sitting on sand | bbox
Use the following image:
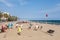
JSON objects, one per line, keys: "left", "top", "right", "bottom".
{"left": 17, "top": 25, "right": 22, "bottom": 35}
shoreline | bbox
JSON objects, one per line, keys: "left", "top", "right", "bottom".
{"left": 29, "top": 20, "right": 60, "bottom": 25}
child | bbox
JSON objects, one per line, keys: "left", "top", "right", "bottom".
{"left": 17, "top": 26, "right": 22, "bottom": 35}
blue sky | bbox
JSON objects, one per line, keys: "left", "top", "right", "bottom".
{"left": 0, "top": 0, "right": 60, "bottom": 20}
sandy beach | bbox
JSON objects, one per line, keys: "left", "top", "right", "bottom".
{"left": 0, "top": 21, "right": 60, "bottom": 40}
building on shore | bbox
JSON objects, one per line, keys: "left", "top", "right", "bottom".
{"left": 0, "top": 12, "right": 10, "bottom": 22}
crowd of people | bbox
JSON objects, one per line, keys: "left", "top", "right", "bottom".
{"left": 0, "top": 22, "right": 54, "bottom": 36}
{"left": 0, "top": 22, "right": 43, "bottom": 35}
{"left": 0, "top": 22, "right": 13, "bottom": 33}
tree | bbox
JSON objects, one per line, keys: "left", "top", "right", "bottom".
{"left": 12, "top": 16, "right": 17, "bottom": 21}
{"left": 8, "top": 16, "right": 17, "bottom": 21}
{"left": 0, "top": 18, "right": 1, "bottom": 21}
{"left": 3, "top": 13, "right": 9, "bottom": 18}
{"left": 0, "top": 11, "right": 3, "bottom": 18}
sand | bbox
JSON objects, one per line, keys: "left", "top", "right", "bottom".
{"left": 0, "top": 21, "right": 60, "bottom": 40}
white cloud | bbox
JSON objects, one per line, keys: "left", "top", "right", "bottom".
{"left": 18, "top": 0, "right": 28, "bottom": 6}
{"left": 0, "top": 0, "right": 13, "bottom": 7}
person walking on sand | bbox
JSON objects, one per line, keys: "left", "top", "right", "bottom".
{"left": 40, "top": 26, "right": 43, "bottom": 30}
{"left": 28, "top": 23, "right": 32, "bottom": 29}
{"left": 20, "top": 24, "right": 23, "bottom": 30}
{"left": 8, "top": 22, "right": 13, "bottom": 29}
{"left": 34, "top": 24, "right": 39, "bottom": 31}
{"left": 17, "top": 25, "right": 22, "bottom": 35}
{"left": 16, "top": 24, "right": 19, "bottom": 28}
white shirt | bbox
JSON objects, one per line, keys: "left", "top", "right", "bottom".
{"left": 36, "top": 25, "right": 39, "bottom": 29}
{"left": 16, "top": 24, "right": 19, "bottom": 26}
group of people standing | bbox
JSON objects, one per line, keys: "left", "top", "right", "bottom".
{"left": 0, "top": 22, "right": 13, "bottom": 33}
{"left": 28, "top": 23, "right": 43, "bottom": 31}
{"left": 0, "top": 22, "right": 43, "bottom": 36}
{"left": 16, "top": 23, "right": 42, "bottom": 35}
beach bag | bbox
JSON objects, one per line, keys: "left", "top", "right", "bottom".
{"left": 47, "top": 29, "right": 54, "bottom": 34}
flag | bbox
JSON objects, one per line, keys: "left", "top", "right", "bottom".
{"left": 46, "top": 14, "right": 48, "bottom": 17}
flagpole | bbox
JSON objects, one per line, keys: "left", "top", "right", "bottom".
{"left": 46, "top": 14, "right": 48, "bottom": 24}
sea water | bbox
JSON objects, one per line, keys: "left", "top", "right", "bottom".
{"left": 30, "top": 20, "right": 60, "bottom": 25}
